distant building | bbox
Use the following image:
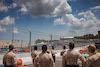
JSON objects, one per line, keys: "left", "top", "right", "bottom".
{"left": 60, "top": 37, "right": 74, "bottom": 44}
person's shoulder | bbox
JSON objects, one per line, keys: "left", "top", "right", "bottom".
{"left": 94, "top": 52, "right": 100, "bottom": 59}
{"left": 46, "top": 53, "right": 51, "bottom": 56}
{"left": 44, "top": 52, "right": 49, "bottom": 55}
{"left": 63, "top": 51, "right": 67, "bottom": 56}
{"left": 36, "top": 50, "right": 38, "bottom": 53}
{"left": 87, "top": 55, "right": 93, "bottom": 61}
{"left": 12, "top": 53, "right": 16, "bottom": 56}
{"left": 43, "top": 52, "right": 51, "bottom": 57}
{"left": 34, "top": 50, "right": 38, "bottom": 53}
{"left": 36, "top": 52, "right": 42, "bottom": 58}
{"left": 87, "top": 53, "right": 100, "bottom": 62}
{"left": 71, "top": 50, "right": 82, "bottom": 56}
{"left": 87, "top": 53, "right": 96, "bottom": 60}
{"left": 47, "top": 53, "right": 53, "bottom": 59}
{"left": 72, "top": 50, "right": 80, "bottom": 53}
{"left": 90, "top": 52, "right": 100, "bottom": 57}
{"left": 96, "top": 52, "right": 100, "bottom": 56}
{"left": 4, "top": 52, "right": 9, "bottom": 55}
{"left": 62, "top": 49, "right": 66, "bottom": 52}
{"left": 3, "top": 52, "right": 8, "bottom": 57}
{"left": 38, "top": 52, "right": 47, "bottom": 58}
{"left": 67, "top": 49, "right": 76, "bottom": 53}
{"left": 10, "top": 51, "right": 16, "bottom": 56}
{"left": 7, "top": 51, "right": 16, "bottom": 57}
{"left": 72, "top": 49, "right": 77, "bottom": 52}
{"left": 65, "top": 49, "right": 70, "bottom": 53}
{"left": 39, "top": 53, "right": 43, "bottom": 57}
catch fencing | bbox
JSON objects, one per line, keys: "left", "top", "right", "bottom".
{"left": 0, "top": 25, "right": 62, "bottom": 52}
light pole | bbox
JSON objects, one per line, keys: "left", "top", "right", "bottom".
{"left": 49, "top": 34, "right": 52, "bottom": 49}
{"left": 28, "top": 29, "right": 32, "bottom": 52}
{"left": 12, "top": 25, "right": 14, "bottom": 44}
{"left": 21, "top": 40, "right": 23, "bottom": 48}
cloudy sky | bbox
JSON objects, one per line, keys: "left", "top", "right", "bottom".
{"left": 0, "top": 0, "right": 100, "bottom": 41}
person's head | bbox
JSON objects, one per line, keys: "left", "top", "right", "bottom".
{"left": 34, "top": 46, "right": 37, "bottom": 50}
{"left": 52, "top": 46, "right": 55, "bottom": 50}
{"left": 63, "top": 45, "right": 66, "bottom": 49}
{"left": 9, "top": 44, "right": 14, "bottom": 51}
{"left": 69, "top": 42, "right": 75, "bottom": 49}
{"left": 42, "top": 45, "right": 47, "bottom": 52}
{"left": 88, "top": 44, "right": 96, "bottom": 53}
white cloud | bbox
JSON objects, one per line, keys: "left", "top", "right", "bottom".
{"left": 0, "top": 16, "right": 15, "bottom": 25}
{"left": 0, "top": 3, "right": 8, "bottom": 12}
{"left": 12, "top": 3, "right": 17, "bottom": 8}
{"left": 90, "top": 5, "right": 100, "bottom": 13}
{"left": 15, "top": 0, "right": 72, "bottom": 17}
{"left": 19, "top": 4, "right": 28, "bottom": 13}
{"left": 78, "top": 12, "right": 85, "bottom": 16}
{"left": 54, "top": 18, "right": 65, "bottom": 25}
{"left": 78, "top": 10, "right": 96, "bottom": 20}
{"left": 0, "top": 16, "right": 15, "bottom": 32}
{"left": 0, "top": 26, "right": 6, "bottom": 32}
{"left": 91, "top": 5, "right": 100, "bottom": 10}
{"left": 13, "top": 27, "right": 19, "bottom": 33}
{"left": 0, "top": 2, "right": 17, "bottom": 12}
{"left": 54, "top": 10, "right": 100, "bottom": 36}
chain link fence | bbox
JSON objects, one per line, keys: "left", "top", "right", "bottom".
{"left": 0, "top": 25, "right": 62, "bottom": 52}
{"left": 0, "top": 25, "right": 95, "bottom": 53}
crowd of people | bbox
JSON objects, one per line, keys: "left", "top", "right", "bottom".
{"left": 3, "top": 42, "right": 100, "bottom": 67}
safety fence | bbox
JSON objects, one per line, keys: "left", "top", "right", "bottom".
{"left": 0, "top": 25, "right": 95, "bottom": 53}
{"left": 0, "top": 25, "right": 62, "bottom": 52}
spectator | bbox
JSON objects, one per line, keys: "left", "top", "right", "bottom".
{"left": 31, "top": 46, "right": 39, "bottom": 64}
{"left": 62, "top": 42, "right": 86, "bottom": 67}
{"left": 3, "top": 45, "right": 17, "bottom": 67}
{"left": 51, "top": 46, "right": 56, "bottom": 63}
{"left": 34, "top": 45, "right": 53, "bottom": 67}
{"left": 86, "top": 44, "right": 100, "bottom": 67}
{"left": 60, "top": 45, "right": 66, "bottom": 56}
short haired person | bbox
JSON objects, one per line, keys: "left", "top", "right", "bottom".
{"left": 3, "top": 45, "right": 17, "bottom": 67}
{"left": 51, "top": 46, "right": 56, "bottom": 63}
{"left": 86, "top": 44, "right": 100, "bottom": 67}
{"left": 60, "top": 45, "right": 66, "bottom": 56}
{"left": 31, "top": 46, "right": 38, "bottom": 64}
{"left": 62, "top": 42, "right": 86, "bottom": 67}
{"left": 34, "top": 45, "right": 53, "bottom": 67}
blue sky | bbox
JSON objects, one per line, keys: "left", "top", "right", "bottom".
{"left": 0, "top": 0, "right": 100, "bottom": 41}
